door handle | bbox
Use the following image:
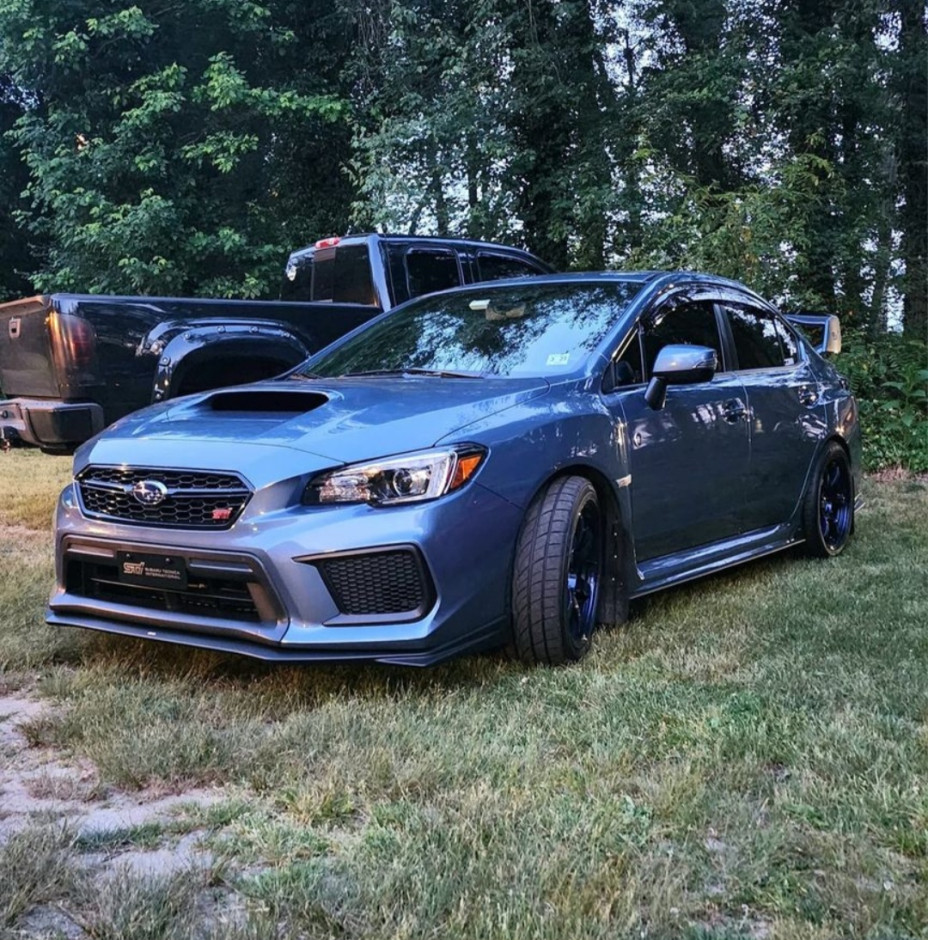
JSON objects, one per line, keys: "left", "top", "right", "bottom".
{"left": 723, "top": 399, "right": 747, "bottom": 422}
{"left": 798, "top": 386, "right": 819, "bottom": 406}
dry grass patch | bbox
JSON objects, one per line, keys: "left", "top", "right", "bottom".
{"left": 0, "top": 448, "right": 72, "bottom": 531}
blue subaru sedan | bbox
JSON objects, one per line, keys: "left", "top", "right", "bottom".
{"left": 47, "top": 273, "right": 861, "bottom": 666}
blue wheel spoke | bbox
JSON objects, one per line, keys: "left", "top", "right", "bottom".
{"left": 819, "top": 458, "right": 851, "bottom": 550}
{"left": 565, "top": 502, "right": 601, "bottom": 643}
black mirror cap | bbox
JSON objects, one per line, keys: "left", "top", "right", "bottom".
{"left": 652, "top": 344, "right": 718, "bottom": 385}
{"left": 644, "top": 375, "right": 667, "bottom": 410}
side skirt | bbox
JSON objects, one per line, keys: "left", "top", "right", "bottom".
{"left": 630, "top": 523, "right": 802, "bottom": 599}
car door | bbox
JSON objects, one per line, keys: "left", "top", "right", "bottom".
{"left": 719, "top": 299, "right": 825, "bottom": 531}
{"left": 607, "top": 293, "right": 751, "bottom": 561}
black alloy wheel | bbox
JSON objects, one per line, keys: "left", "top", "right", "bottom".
{"left": 512, "top": 475, "right": 603, "bottom": 665}
{"left": 802, "top": 441, "right": 854, "bottom": 557}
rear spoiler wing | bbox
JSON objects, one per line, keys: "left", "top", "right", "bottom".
{"left": 784, "top": 314, "right": 842, "bottom": 355}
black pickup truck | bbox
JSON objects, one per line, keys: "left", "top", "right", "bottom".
{"left": 0, "top": 234, "right": 551, "bottom": 452}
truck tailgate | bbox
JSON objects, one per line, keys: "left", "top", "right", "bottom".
{"left": 0, "top": 296, "right": 59, "bottom": 398}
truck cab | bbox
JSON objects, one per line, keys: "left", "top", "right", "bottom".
{"left": 280, "top": 234, "right": 552, "bottom": 307}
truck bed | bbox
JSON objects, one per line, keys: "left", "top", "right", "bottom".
{"left": 0, "top": 293, "right": 378, "bottom": 450}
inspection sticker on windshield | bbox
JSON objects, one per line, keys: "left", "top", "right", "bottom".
{"left": 546, "top": 353, "right": 570, "bottom": 366}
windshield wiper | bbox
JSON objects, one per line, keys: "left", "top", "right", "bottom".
{"left": 339, "top": 368, "right": 483, "bottom": 379}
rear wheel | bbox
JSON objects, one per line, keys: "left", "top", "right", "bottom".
{"left": 512, "top": 476, "right": 603, "bottom": 665}
{"left": 802, "top": 441, "right": 854, "bottom": 557}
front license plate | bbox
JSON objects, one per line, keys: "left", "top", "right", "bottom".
{"left": 117, "top": 552, "right": 188, "bottom": 590}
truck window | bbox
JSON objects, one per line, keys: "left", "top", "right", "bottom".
{"left": 477, "top": 252, "right": 541, "bottom": 282}
{"left": 406, "top": 249, "right": 461, "bottom": 297}
{"left": 312, "top": 244, "right": 375, "bottom": 304}
{"left": 281, "top": 256, "right": 312, "bottom": 301}
{"left": 386, "top": 245, "right": 410, "bottom": 306}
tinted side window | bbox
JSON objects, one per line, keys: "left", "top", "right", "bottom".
{"left": 280, "top": 256, "right": 311, "bottom": 301}
{"left": 386, "top": 245, "right": 410, "bottom": 305}
{"left": 312, "top": 247, "right": 336, "bottom": 301}
{"left": 406, "top": 250, "right": 461, "bottom": 297}
{"left": 774, "top": 317, "right": 800, "bottom": 365}
{"left": 330, "top": 244, "right": 375, "bottom": 304}
{"left": 614, "top": 331, "right": 644, "bottom": 386}
{"left": 724, "top": 304, "right": 785, "bottom": 369}
{"left": 477, "top": 252, "right": 540, "bottom": 282}
{"left": 643, "top": 300, "right": 723, "bottom": 376}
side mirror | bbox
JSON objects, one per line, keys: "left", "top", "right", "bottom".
{"left": 644, "top": 344, "right": 718, "bottom": 410}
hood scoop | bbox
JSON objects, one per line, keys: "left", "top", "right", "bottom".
{"left": 205, "top": 389, "right": 329, "bottom": 414}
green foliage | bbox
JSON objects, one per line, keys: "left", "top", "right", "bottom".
{"left": 0, "top": 0, "right": 923, "bottom": 332}
{"left": 347, "top": 0, "right": 620, "bottom": 267}
{"left": 0, "top": 76, "right": 36, "bottom": 301}
{"left": 838, "top": 331, "right": 928, "bottom": 471}
{"left": 629, "top": 152, "right": 837, "bottom": 303}
{"left": 0, "top": 0, "right": 357, "bottom": 298}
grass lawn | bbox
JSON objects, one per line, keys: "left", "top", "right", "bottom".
{"left": 0, "top": 448, "right": 926, "bottom": 939}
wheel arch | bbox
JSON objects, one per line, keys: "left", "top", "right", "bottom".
{"left": 519, "top": 462, "right": 631, "bottom": 627}
{"left": 151, "top": 326, "right": 310, "bottom": 402}
{"left": 804, "top": 432, "right": 855, "bottom": 504}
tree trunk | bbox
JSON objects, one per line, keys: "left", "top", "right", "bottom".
{"left": 869, "top": 150, "right": 898, "bottom": 336}
{"left": 897, "top": 0, "right": 928, "bottom": 339}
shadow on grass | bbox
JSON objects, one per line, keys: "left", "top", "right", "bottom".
{"left": 59, "top": 541, "right": 810, "bottom": 708}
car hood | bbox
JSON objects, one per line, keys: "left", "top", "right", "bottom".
{"left": 78, "top": 376, "right": 551, "bottom": 478}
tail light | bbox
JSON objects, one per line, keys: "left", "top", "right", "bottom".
{"left": 48, "top": 312, "right": 97, "bottom": 374}
{"left": 314, "top": 236, "right": 341, "bottom": 249}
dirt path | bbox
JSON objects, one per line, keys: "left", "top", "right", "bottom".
{"left": 0, "top": 690, "right": 222, "bottom": 872}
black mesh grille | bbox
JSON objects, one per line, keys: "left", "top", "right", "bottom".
{"left": 65, "top": 559, "right": 261, "bottom": 622}
{"left": 78, "top": 465, "right": 251, "bottom": 529}
{"left": 318, "top": 550, "right": 431, "bottom": 616}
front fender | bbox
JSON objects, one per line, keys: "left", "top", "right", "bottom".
{"left": 150, "top": 322, "right": 310, "bottom": 402}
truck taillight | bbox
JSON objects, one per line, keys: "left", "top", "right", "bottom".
{"left": 314, "top": 236, "right": 340, "bottom": 249}
{"left": 48, "top": 312, "right": 96, "bottom": 373}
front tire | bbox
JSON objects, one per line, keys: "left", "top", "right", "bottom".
{"left": 802, "top": 441, "right": 854, "bottom": 557}
{"left": 512, "top": 476, "right": 603, "bottom": 665}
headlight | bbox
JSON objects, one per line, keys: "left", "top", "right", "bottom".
{"left": 303, "top": 446, "right": 486, "bottom": 506}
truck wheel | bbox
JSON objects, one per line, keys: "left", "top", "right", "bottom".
{"left": 802, "top": 441, "right": 854, "bottom": 557}
{"left": 512, "top": 476, "right": 603, "bottom": 665}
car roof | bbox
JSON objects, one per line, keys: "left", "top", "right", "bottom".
{"left": 430, "top": 269, "right": 764, "bottom": 296}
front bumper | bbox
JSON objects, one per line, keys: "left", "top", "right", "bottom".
{"left": 0, "top": 398, "right": 104, "bottom": 450}
{"left": 47, "top": 480, "right": 522, "bottom": 665}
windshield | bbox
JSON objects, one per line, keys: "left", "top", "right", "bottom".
{"left": 301, "top": 281, "right": 642, "bottom": 379}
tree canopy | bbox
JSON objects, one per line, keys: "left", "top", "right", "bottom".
{"left": 0, "top": 0, "right": 925, "bottom": 339}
